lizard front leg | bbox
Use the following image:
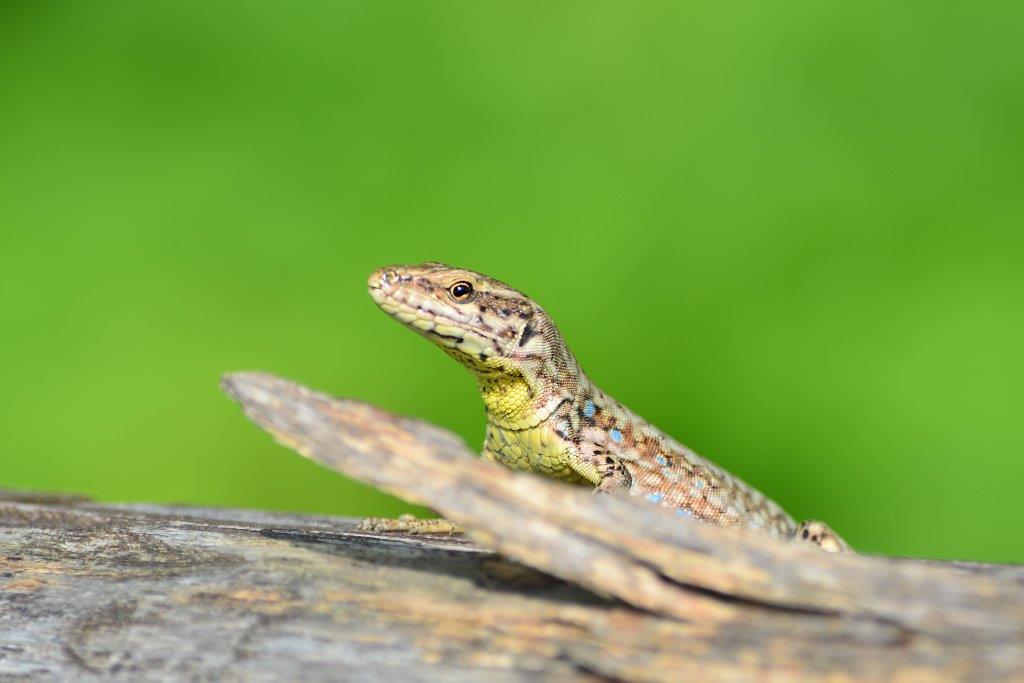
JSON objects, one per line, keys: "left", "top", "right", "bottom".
{"left": 357, "top": 514, "right": 463, "bottom": 535}
{"left": 566, "top": 438, "right": 633, "bottom": 495}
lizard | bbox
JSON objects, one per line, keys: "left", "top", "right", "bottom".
{"left": 361, "top": 262, "right": 848, "bottom": 552}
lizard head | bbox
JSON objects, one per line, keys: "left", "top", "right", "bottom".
{"left": 368, "top": 262, "right": 581, "bottom": 421}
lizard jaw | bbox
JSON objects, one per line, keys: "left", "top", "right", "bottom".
{"left": 368, "top": 275, "right": 503, "bottom": 359}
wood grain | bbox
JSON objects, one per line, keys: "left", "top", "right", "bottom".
{"left": 0, "top": 373, "right": 1020, "bottom": 681}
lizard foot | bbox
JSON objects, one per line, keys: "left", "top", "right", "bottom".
{"left": 795, "top": 520, "right": 849, "bottom": 553}
{"left": 356, "top": 514, "right": 464, "bottom": 535}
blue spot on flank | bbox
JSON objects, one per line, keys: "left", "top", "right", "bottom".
{"left": 646, "top": 492, "right": 663, "bottom": 504}
{"left": 583, "top": 400, "right": 596, "bottom": 418}
{"left": 676, "top": 508, "right": 692, "bottom": 517}
{"left": 610, "top": 428, "right": 623, "bottom": 443}
{"left": 694, "top": 480, "right": 705, "bottom": 491}
{"left": 655, "top": 455, "right": 668, "bottom": 466}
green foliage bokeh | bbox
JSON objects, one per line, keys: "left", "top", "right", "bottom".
{"left": 2, "top": 2, "right": 1022, "bottom": 561}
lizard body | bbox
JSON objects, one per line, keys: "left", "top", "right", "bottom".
{"left": 367, "top": 262, "right": 847, "bottom": 552}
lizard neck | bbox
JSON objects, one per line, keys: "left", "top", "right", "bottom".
{"left": 477, "top": 369, "right": 565, "bottom": 430}
{"left": 437, "top": 315, "right": 585, "bottom": 431}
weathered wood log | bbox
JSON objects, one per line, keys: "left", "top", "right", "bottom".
{"left": 218, "top": 372, "right": 1024, "bottom": 680}
{"left": 0, "top": 374, "right": 1021, "bottom": 681}
{"left": 0, "top": 493, "right": 1018, "bottom": 683}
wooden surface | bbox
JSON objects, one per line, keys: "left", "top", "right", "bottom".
{"left": 0, "top": 374, "right": 1021, "bottom": 681}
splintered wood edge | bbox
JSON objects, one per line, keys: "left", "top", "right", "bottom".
{"left": 221, "top": 371, "right": 1024, "bottom": 640}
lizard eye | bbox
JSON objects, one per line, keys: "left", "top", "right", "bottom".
{"left": 449, "top": 281, "right": 474, "bottom": 301}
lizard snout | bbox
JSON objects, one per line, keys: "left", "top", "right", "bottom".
{"left": 367, "top": 268, "right": 390, "bottom": 291}
{"left": 368, "top": 266, "right": 409, "bottom": 293}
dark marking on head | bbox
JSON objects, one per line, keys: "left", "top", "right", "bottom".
{"left": 434, "top": 330, "right": 463, "bottom": 343}
{"left": 518, "top": 321, "right": 536, "bottom": 347}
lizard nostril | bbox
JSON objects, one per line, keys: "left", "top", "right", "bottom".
{"left": 368, "top": 268, "right": 403, "bottom": 290}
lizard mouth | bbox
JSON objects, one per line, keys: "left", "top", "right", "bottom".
{"left": 368, "top": 273, "right": 502, "bottom": 358}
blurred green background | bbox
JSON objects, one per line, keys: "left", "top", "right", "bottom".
{"left": 2, "top": 2, "right": 1022, "bottom": 562}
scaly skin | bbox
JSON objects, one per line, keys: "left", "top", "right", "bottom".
{"left": 365, "top": 262, "right": 848, "bottom": 552}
